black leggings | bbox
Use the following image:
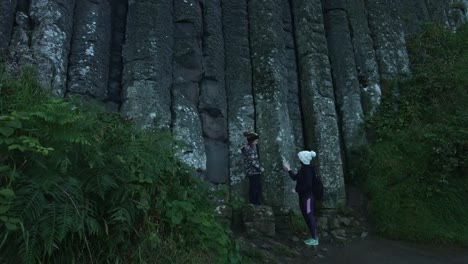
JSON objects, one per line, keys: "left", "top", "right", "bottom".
{"left": 248, "top": 174, "right": 262, "bottom": 205}
{"left": 299, "top": 193, "right": 317, "bottom": 238}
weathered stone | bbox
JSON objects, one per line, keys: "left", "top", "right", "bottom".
{"left": 0, "top": 0, "right": 17, "bottom": 54}
{"left": 67, "top": 0, "right": 112, "bottom": 100}
{"left": 331, "top": 229, "right": 347, "bottom": 239}
{"left": 172, "top": 0, "right": 206, "bottom": 171}
{"left": 291, "top": 0, "right": 346, "bottom": 210}
{"left": 30, "top": 0, "right": 76, "bottom": 96}
{"left": 448, "top": 0, "right": 468, "bottom": 29}
{"left": 245, "top": 222, "right": 276, "bottom": 237}
{"left": 121, "top": 0, "right": 173, "bottom": 129}
{"left": 317, "top": 216, "right": 329, "bottom": 231}
{"left": 425, "top": 0, "right": 450, "bottom": 27}
{"left": 339, "top": 216, "right": 352, "bottom": 226}
{"left": 360, "top": 231, "right": 368, "bottom": 239}
{"left": 205, "top": 138, "right": 229, "bottom": 184}
{"left": 107, "top": 0, "right": 127, "bottom": 106}
{"left": 249, "top": 0, "right": 296, "bottom": 208}
{"left": 346, "top": 0, "right": 382, "bottom": 116}
{"left": 8, "top": 11, "right": 33, "bottom": 72}
{"left": 365, "top": 0, "right": 411, "bottom": 79}
{"left": 222, "top": 0, "right": 255, "bottom": 203}
{"left": 243, "top": 205, "right": 275, "bottom": 223}
{"left": 282, "top": 0, "right": 304, "bottom": 154}
{"left": 397, "top": 0, "right": 430, "bottom": 35}
{"left": 323, "top": 0, "right": 367, "bottom": 167}
{"left": 282, "top": 0, "right": 304, "bottom": 210}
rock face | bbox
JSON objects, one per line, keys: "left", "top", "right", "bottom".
{"left": 365, "top": 0, "right": 411, "bottom": 80}
{"left": 248, "top": 0, "right": 297, "bottom": 208}
{"left": 171, "top": 0, "right": 206, "bottom": 171}
{"left": 2, "top": 0, "right": 457, "bottom": 211}
{"left": 323, "top": 0, "right": 367, "bottom": 167}
{"left": 29, "top": 0, "right": 76, "bottom": 96}
{"left": 121, "top": 0, "right": 173, "bottom": 129}
{"left": 0, "top": 0, "right": 17, "bottom": 54}
{"left": 222, "top": 0, "right": 255, "bottom": 200}
{"left": 346, "top": 0, "right": 381, "bottom": 116}
{"left": 291, "top": 0, "right": 346, "bottom": 209}
{"left": 67, "top": 0, "right": 111, "bottom": 100}
{"left": 200, "top": 0, "right": 228, "bottom": 184}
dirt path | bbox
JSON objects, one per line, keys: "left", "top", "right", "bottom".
{"left": 311, "top": 236, "right": 468, "bottom": 264}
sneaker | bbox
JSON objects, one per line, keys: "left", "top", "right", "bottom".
{"left": 304, "top": 238, "right": 319, "bottom": 246}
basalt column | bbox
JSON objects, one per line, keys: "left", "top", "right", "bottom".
{"left": 200, "top": 0, "right": 228, "bottom": 184}
{"left": 8, "top": 1, "right": 32, "bottom": 71}
{"left": 249, "top": 0, "right": 296, "bottom": 208}
{"left": 282, "top": 0, "right": 303, "bottom": 209}
{"left": 171, "top": 0, "right": 206, "bottom": 171}
{"left": 67, "top": 0, "right": 112, "bottom": 100}
{"left": 397, "top": 0, "right": 430, "bottom": 35}
{"left": 29, "top": 0, "right": 76, "bottom": 96}
{"left": 323, "top": 0, "right": 366, "bottom": 175}
{"left": 121, "top": 0, "right": 173, "bottom": 129}
{"left": 346, "top": 0, "right": 381, "bottom": 116}
{"left": 222, "top": 0, "right": 255, "bottom": 200}
{"left": 291, "top": 0, "right": 346, "bottom": 210}
{"left": 365, "top": 0, "right": 410, "bottom": 80}
{"left": 0, "top": 0, "right": 17, "bottom": 54}
{"left": 107, "top": 0, "right": 128, "bottom": 110}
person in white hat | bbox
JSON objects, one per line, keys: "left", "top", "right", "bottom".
{"left": 283, "top": 150, "right": 319, "bottom": 246}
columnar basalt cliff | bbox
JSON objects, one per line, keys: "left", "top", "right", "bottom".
{"left": 0, "top": 0, "right": 465, "bottom": 211}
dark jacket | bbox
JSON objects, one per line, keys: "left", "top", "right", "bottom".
{"left": 288, "top": 164, "right": 316, "bottom": 196}
{"left": 241, "top": 144, "right": 262, "bottom": 176}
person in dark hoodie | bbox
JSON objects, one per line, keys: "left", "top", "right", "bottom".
{"left": 241, "top": 131, "right": 264, "bottom": 205}
{"left": 283, "top": 150, "right": 319, "bottom": 246}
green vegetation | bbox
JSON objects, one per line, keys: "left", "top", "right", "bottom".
{"left": 360, "top": 25, "right": 468, "bottom": 244}
{"left": 0, "top": 67, "right": 241, "bottom": 263}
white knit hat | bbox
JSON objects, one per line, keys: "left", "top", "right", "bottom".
{"left": 297, "top": 150, "right": 316, "bottom": 165}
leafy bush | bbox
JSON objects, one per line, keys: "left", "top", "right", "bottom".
{"left": 361, "top": 25, "right": 468, "bottom": 244}
{"left": 0, "top": 66, "right": 241, "bottom": 263}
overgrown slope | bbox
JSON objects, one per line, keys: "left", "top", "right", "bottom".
{"left": 361, "top": 25, "right": 468, "bottom": 244}
{"left": 0, "top": 67, "right": 241, "bottom": 263}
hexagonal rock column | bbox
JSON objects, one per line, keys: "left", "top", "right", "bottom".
{"left": 67, "top": 0, "right": 112, "bottom": 100}
{"left": 222, "top": 0, "right": 255, "bottom": 203}
{"left": 364, "top": 0, "right": 411, "bottom": 80}
{"left": 323, "top": 0, "right": 367, "bottom": 171}
{"left": 29, "top": 0, "right": 76, "bottom": 96}
{"left": 171, "top": 0, "right": 206, "bottom": 171}
{"left": 346, "top": 0, "right": 382, "bottom": 116}
{"left": 121, "top": 0, "right": 173, "bottom": 129}
{"left": 0, "top": 0, "right": 17, "bottom": 54}
{"left": 200, "top": 0, "right": 228, "bottom": 184}
{"left": 291, "top": 0, "right": 346, "bottom": 210}
{"left": 248, "top": 0, "right": 297, "bottom": 208}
